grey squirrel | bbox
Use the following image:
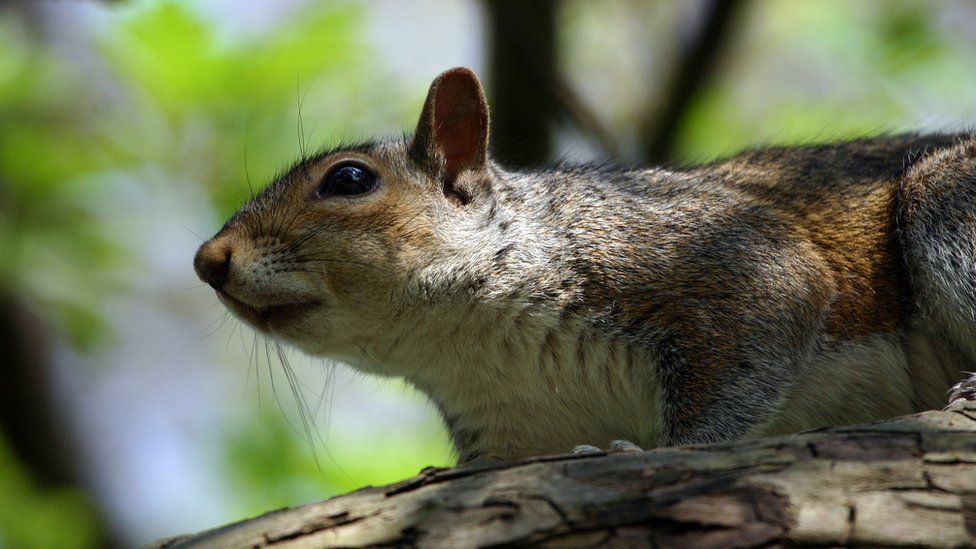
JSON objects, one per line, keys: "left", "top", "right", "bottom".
{"left": 194, "top": 67, "right": 976, "bottom": 464}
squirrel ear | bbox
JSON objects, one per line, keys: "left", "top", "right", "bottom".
{"left": 411, "top": 67, "right": 490, "bottom": 191}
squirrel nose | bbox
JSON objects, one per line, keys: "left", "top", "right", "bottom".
{"left": 194, "top": 239, "right": 233, "bottom": 289}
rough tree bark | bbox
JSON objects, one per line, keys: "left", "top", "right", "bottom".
{"left": 155, "top": 402, "right": 976, "bottom": 548}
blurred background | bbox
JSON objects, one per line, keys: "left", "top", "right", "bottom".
{"left": 2, "top": 0, "right": 976, "bottom": 546}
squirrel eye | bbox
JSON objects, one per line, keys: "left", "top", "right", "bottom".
{"left": 318, "top": 164, "right": 378, "bottom": 198}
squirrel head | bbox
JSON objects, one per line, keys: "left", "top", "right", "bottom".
{"left": 193, "top": 68, "right": 506, "bottom": 362}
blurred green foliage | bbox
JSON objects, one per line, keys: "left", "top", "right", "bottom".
{"left": 0, "top": 15, "right": 125, "bottom": 350}
{"left": 0, "top": 433, "right": 100, "bottom": 548}
{"left": 101, "top": 0, "right": 396, "bottom": 218}
{"left": 675, "top": 0, "right": 976, "bottom": 160}
{"left": 223, "top": 380, "right": 453, "bottom": 515}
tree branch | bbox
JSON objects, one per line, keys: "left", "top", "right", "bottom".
{"left": 549, "top": 73, "right": 622, "bottom": 159}
{"left": 154, "top": 404, "right": 976, "bottom": 547}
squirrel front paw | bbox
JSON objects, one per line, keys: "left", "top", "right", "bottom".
{"left": 572, "top": 440, "right": 643, "bottom": 456}
{"left": 946, "top": 372, "right": 976, "bottom": 410}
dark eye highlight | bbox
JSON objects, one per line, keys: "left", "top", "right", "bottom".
{"left": 317, "top": 164, "right": 378, "bottom": 198}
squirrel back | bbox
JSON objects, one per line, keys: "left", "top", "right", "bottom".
{"left": 194, "top": 68, "right": 974, "bottom": 463}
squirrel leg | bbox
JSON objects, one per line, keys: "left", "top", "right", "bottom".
{"left": 946, "top": 372, "right": 976, "bottom": 410}
{"left": 901, "top": 140, "right": 976, "bottom": 411}
{"left": 609, "top": 439, "right": 643, "bottom": 452}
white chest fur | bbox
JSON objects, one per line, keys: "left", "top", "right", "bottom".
{"left": 360, "top": 304, "right": 663, "bottom": 462}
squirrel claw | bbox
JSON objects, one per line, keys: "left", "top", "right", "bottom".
{"left": 572, "top": 440, "right": 643, "bottom": 456}
{"left": 572, "top": 444, "right": 605, "bottom": 456}
{"left": 946, "top": 372, "right": 976, "bottom": 410}
{"left": 608, "top": 439, "right": 643, "bottom": 453}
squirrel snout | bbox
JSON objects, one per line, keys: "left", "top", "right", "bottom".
{"left": 194, "top": 238, "right": 233, "bottom": 289}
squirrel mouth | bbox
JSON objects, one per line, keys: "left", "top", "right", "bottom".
{"left": 216, "top": 290, "right": 319, "bottom": 331}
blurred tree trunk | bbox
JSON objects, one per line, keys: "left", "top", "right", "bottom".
{"left": 155, "top": 406, "right": 976, "bottom": 547}
{"left": 484, "top": 0, "right": 558, "bottom": 168}
{"left": 0, "top": 296, "right": 75, "bottom": 486}
{"left": 483, "top": 0, "right": 749, "bottom": 167}
{"left": 641, "top": 0, "right": 749, "bottom": 163}
{"left": 0, "top": 296, "right": 113, "bottom": 547}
